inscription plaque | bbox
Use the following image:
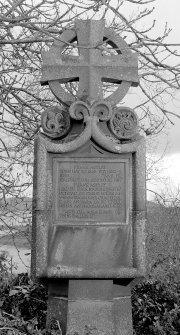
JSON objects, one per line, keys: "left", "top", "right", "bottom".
{"left": 53, "top": 158, "right": 129, "bottom": 224}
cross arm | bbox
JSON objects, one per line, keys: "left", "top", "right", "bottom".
{"left": 99, "top": 53, "right": 139, "bottom": 87}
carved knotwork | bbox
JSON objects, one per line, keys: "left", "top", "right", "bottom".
{"left": 41, "top": 106, "right": 71, "bottom": 139}
{"left": 108, "top": 107, "right": 139, "bottom": 139}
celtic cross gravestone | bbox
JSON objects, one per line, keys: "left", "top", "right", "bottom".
{"left": 32, "top": 19, "right": 146, "bottom": 335}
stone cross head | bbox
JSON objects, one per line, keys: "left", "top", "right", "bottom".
{"left": 41, "top": 20, "right": 139, "bottom": 106}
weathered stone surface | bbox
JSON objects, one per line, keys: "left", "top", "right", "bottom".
{"left": 52, "top": 157, "right": 129, "bottom": 223}
{"left": 113, "top": 282, "right": 133, "bottom": 335}
{"left": 109, "top": 107, "right": 139, "bottom": 139}
{"left": 33, "top": 138, "right": 146, "bottom": 279}
{"left": 48, "top": 226, "right": 133, "bottom": 271}
{"left": 68, "top": 280, "right": 113, "bottom": 300}
{"left": 114, "top": 297, "right": 133, "bottom": 335}
{"left": 67, "top": 300, "right": 114, "bottom": 335}
{"left": 41, "top": 106, "right": 71, "bottom": 139}
{"left": 66, "top": 280, "right": 114, "bottom": 335}
{"left": 41, "top": 20, "right": 138, "bottom": 105}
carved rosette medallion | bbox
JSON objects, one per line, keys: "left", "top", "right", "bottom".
{"left": 41, "top": 106, "right": 70, "bottom": 139}
{"left": 109, "top": 107, "right": 139, "bottom": 139}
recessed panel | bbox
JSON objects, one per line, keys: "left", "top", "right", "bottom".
{"left": 53, "top": 158, "right": 129, "bottom": 223}
{"left": 48, "top": 226, "right": 133, "bottom": 271}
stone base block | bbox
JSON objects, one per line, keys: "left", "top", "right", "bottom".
{"left": 114, "top": 297, "right": 133, "bottom": 335}
{"left": 66, "top": 300, "right": 114, "bottom": 335}
{"left": 66, "top": 280, "right": 114, "bottom": 335}
{"left": 46, "top": 280, "right": 134, "bottom": 335}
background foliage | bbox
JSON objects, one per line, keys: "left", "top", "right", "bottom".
{"left": 0, "top": 273, "right": 180, "bottom": 335}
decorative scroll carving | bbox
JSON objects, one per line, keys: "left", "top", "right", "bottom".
{"left": 40, "top": 101, "right": 139, "bottom": 150}
{"left": 41, "top": 106, "right": 70, "bottom": 139}
{"left": 69, "top": 101, "right": 90, "bottom": 121}
{"left": 92, "top": 101, "right": 112, "bottom": 121}
{"left": 108, "top": 107, "right": 139, "bottom": 139}
{"left": 69, "top": 100, "right": 112, "bottom": 122}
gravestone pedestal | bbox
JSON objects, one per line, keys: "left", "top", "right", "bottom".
{"left": 46, "top": 280, "right": 134, "bottom": 335}
{"left": 67, "top": 280, "right": 134, "bottom": 335}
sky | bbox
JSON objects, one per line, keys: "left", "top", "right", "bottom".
{"left": 125, "top": 0, "right": 180, "bottom": 197}
{"left": 148, "top": 0, "right": 180, "bottom": 195}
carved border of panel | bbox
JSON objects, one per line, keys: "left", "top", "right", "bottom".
{"left": 31, "top": 134, "right": 146, "bottom": 279}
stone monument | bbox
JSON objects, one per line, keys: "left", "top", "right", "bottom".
{"left": 32, "top": 19, "right": 146, "bottom": 335}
